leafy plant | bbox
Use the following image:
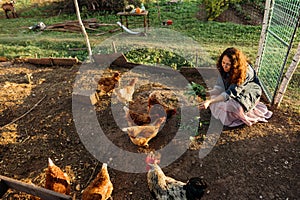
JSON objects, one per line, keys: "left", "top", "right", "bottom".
{"left": 124, "top": 48, "right": 193, "bottom": 69}
{"left": 179, "top": 116, "right": 202, "bottom": 136}
{"left": 202, "top": 0, "right": 243, "bottom": 21}
{"left": 185, "top": 82, "right": 206, "bottom": 100}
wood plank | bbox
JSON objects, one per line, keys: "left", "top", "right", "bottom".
{"left": 0, "top": 179, "right": 9, "bottom": 197}
{"left": 24, "top": 58, "right": 79, "bottom": 66}
{"left": 90, "top": 92, "right": 99, "bottom": 105}
{"left": 0, "top": 175, "right": 72, "bottom": 200}
{"left": 0, "top": 56, "right": 8, "bottom": 62}
{"left": 52, "top": 58, "right": 80, "bottom": 66}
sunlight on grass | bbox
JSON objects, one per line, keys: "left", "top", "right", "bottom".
{"left": 0, "top": 0, "right": 298, "bottom": 111}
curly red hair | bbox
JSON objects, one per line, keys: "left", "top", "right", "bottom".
{"left": 217, "top": 47, "right": 248, "bottom": 85}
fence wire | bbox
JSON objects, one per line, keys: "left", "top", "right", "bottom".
{"left": 258, "top": 0, "right": 300, "bottom": 102}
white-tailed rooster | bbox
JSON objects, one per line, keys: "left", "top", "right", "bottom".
{"left": 146, "top": 153, "right": 207, "bottom": 200}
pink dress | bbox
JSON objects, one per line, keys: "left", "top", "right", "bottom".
{"left": 209, "top": 97, "right": 273, "bottom": 127}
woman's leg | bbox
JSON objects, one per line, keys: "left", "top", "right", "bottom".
{"left": 209, "top": 98, "right": 245, "bottom": 127}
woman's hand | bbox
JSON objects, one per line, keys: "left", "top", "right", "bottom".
{"left": 198, "top": 99, "right": 211, "bottom": 109}
{"left": 198, "top": 94, "right": 225, "bottom": 109}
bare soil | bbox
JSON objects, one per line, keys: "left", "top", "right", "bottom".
{"left": 0, "top": 58, "right": 299, "bottom": 200}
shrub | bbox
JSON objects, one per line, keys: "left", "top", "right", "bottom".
{"left": 202, "top": 0, "right": 243, "bottom": 21}
{"left": 79, "top": 0, "right": 145, "bottom": 13}
{"left": 43, "top": 0, "right": 146, "bottom": 14}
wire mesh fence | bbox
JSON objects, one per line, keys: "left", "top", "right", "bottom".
{"left": 257, "top": 0, "right": 300, "bottom": 102}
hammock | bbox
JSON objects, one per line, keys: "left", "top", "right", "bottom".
{"left": 117, "top": 21, "right": 141, "bottom": 35}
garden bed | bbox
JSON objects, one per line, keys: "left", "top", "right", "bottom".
{"left": 0, "top": 57, "right": 299, "bottom": 199}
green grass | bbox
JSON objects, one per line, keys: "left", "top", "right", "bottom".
{"left": 0, "top": 0, "right": 262, "bottom": 60}
{"left": 0, "top": 0, "right": 298, "bottom": 112}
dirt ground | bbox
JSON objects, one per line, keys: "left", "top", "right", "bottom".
{"left": 0, "top": 57, "right": 299, "bottom": 200}
{"left": 0, "top": 3, "right": 299, "bottom": 200}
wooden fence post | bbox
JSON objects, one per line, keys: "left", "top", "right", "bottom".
{"left": 74, "top": 0, "right": 93, "bottom": 62}
{"left": 255, "top": 0, "right": 272, "bottom": 72}
{"left": 273, "top": 42, "right": 300, "bottom": 107}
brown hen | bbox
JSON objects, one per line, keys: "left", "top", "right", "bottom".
{"left": 122, "top": 116, "right": 166, "bottom": 147}
{"left": 82, "top": 163, "right": 113, "bottom": 200}
{"left": 45, "top": 158, "right": 71, "bottom": 195}
{"left": 115, "top": 77, "right": 138, "bottom": 104}
{"left": 123, "top": 106, "right": 136, "bottom": 127}
{"left": 96, "top": 72, "right": 121, "bottom": 96}
{"left": 124, "top": 103, "right": 167, "bottom": 127}
{"left": 147, "top": 90, "right": 177, "bottom": 118}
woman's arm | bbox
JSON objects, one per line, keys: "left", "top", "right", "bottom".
{"left": 199, "top": 93, "right": 226, "bottom": 109}
{"left": 207, "top": 88, "right": 220, "bottom": 96}
{"left": 206, "top": 75, "right": 225, "bottom": 96}
{"left": 198, "top": 74, "right": 227, "bottom": 109}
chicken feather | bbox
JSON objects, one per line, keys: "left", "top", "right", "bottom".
{"left": 123, "top": 105, "right": 136, "bottom": 127}
{"left": 122, "top": 116, "right": 166, "bottom": 147}
{"left": 147, "top": 163, "right": 207, "bottom": 200}
{"left": 147, "top": 90, "right": 177, "bottom": 118}
{"left": 82, "top": 163, "right": 113, "bottom": 200}
{"left": 123, "top": 104, "right": 167, "bottom": 127}
{"left": 45, "top": 158, "right": 71, "bottom": 195}
{"left": 96, "top": 72, "right": 121, "bottom": 96}
{"left": 115, "top": 78, "right": 138, "bottom": 104}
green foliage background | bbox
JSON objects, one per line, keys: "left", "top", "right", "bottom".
{"left": 0, "top": 0, "right": 264, "bottom": 62}
{"left": 0, "top": 0, "right": 298, "bottom": 111}
{"left": 203, "top": 0, "right": 242, "bottom": 21}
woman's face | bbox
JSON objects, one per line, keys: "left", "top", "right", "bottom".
{"left": 222, "top": 55, "right": 231, "bottom": 73}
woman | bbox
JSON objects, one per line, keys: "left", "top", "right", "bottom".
{"left": 199, "top": 47, "right": 272, "bottom": 127}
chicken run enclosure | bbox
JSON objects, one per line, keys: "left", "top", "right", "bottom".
{"left": 0, "top": 1, "right": 300, "bottom": 200}
{"left": 255, "top": 0, "right": 300, "bottom": 104}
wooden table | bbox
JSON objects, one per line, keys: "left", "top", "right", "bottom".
{"left": 117, "top": 11, "right": 149, "bottom": 32}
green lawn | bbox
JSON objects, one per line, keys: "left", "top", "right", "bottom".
{"left": 0, "top": 0, "right": 298, "bottom": 112}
